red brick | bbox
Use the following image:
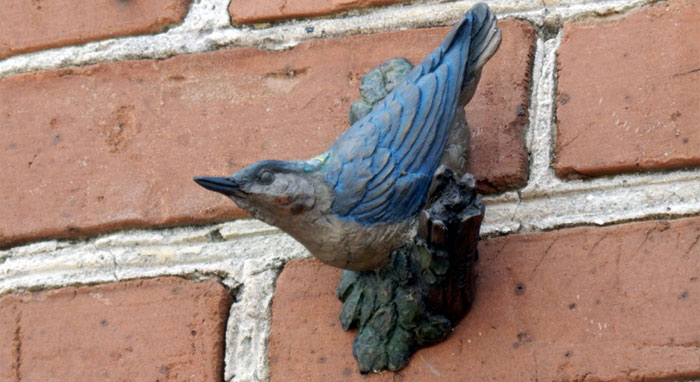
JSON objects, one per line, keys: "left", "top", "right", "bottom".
{"left": 466, "top": 20, "right": 533, "bottom": 193}
{"left": 0, "top": 20, "right": 533, "bottom": 247}
{"left": 0, "top": 297, "right": 19, "bottom": 381}
{"left": 270, "top": 217, "right": 700, "bottom": 381}
{"left": 556, "top": 0, "right": 700, "bottom": 178}
{"left": 0, "top": 0, "right": 191, "bottom": 59}
{"left": 229, "top": 0, "right": 407, "bottom": 24}
{"left": 0, "top": 277, "right": 231, "bottom": 382}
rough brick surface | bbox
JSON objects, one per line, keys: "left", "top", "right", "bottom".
{"left": 270, "top": 217, "right": 700, "bottom": 381}
{"left": 229, "top": 0, "right": 407, "bottom": 24}
{"left": 0, "top": 20, "right": 533, "bottom": 247}
{"left": 556, "top": 0, "right": 700, "bottom": 178}
{"left": 0, "top": 0, "right": 191, "bottom": 59}
{"left": 0, "top": 297, "right": 18, "bottom": 381}
{"left": 0, "top": 277, "right": 231, "bottom": 382}
{"left": 466, "top": 20, "right": 533, "bottom": 193}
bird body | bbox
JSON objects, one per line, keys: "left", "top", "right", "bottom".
{"left": 195, "top": 3, "right": 501, "bottom": 271}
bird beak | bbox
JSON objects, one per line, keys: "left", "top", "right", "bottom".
{"left": 193, "top": 176, "right": 245, "bottom": 197}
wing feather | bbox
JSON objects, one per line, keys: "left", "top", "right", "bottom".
{"left": 322, "top": 5, "right": 496, "bottom": 225}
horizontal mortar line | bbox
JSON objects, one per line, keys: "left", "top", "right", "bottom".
{"left": 0, "top": 229, "right": 307, "bottom": 293}
{"left": 2, "top": 170, "right": 699, "bottom": 293}
{"left": 523, "top": 168, "right": 700, "bottom": 199}
{"left": 0, "top": 232, "right": 282, "bottom": 264}
{"left": 483, "top": 175, "right": 700, "bottom": 234}
{"left": 0, "top": 0, "right": 656, "bottom": 78}
{"left": 0, "top": 263, "right": 243, "bottom": 296}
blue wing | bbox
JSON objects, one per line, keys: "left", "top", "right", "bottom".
{"left": 324, "top": 4, "right": 498, "bottom": 225}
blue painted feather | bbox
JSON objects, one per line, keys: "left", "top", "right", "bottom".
{"left": 325, "top": 3, "right": 497, "bottom": 225}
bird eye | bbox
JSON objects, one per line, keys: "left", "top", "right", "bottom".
{"left": 257, "top": 170, "right": 275, "bottom": 185}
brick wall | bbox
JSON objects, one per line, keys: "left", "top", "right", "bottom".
{"left": 1, "top": 0, "right": 699, "bottom": 381}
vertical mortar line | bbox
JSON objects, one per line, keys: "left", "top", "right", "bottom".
{"left": 256, "top": 266, "right": 286, "bottom": 382}
{"left": 543, "top": 31, "right": 564, "bottom": 187}
{"left": 213, "top": 0, "right": 236, "bottom": 29}
{"left": 223, "top": 276, "right": 242, "bottom": 382}
{"left": 257, "top": 270, "right": 278, "bottom": 382}
{"left": 521, "top": 31, "right": 563, "bottom": 197}
{"left": 152, "top": 0, "right": 233, "bottom": 33}
{"left": 224, "top": 282, "right": 243, "bottom": 382}
{"left": 224, "top": 265, "right": 284, "bottom": 382}
{"left": 222, "top": 0, "right": 235, "bottom": 29}
{"left": 523, "top": 35, "right": 547, "bottom": 191}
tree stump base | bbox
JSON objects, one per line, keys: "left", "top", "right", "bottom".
{"left": 336, "top": 167, "right": 484, "bottom": 372}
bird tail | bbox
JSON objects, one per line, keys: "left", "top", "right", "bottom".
{"left": 440, "top": 3, "right": 501, "bottom": 101}
{"left": 433, "top": 3, "right": 501, "bottom": 176}
{"left": 464, "top": 3, "right": 501, "bottom": 83}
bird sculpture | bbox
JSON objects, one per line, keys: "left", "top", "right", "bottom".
{"left": 195, "top": 3, "right": 501, "bottom": 271}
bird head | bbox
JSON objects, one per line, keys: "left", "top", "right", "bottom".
{"left": 194, "top": 159, "right": 324, "bottom": 226}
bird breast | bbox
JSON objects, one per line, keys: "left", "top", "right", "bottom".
{"left": 285, "top": 213, "right": 417, "bottom": 271}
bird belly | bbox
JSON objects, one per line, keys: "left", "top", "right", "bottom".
{"left": 289, "top": 216, "right": 417, "bottom": 271}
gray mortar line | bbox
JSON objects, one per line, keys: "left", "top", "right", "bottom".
{"left": 525, "top": 33, "right": 556, "bottom": 192}
{"left": 0, "top": 0, "right": 659, "bottom": 79}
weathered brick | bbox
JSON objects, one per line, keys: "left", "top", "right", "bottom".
{"left": 0, "top": 297, "right": 18, "bottom": 381}
{"left": 229, "top": 0, "right": 407, "bottom": 24}
{"left": 0, "top": 20, "right": 533, "bottom": 247}
{"left": 466, "top": 19, "right": 533, "bottom": 193}
{"left": 270, "top": 217, "right": 700, "bottom": 381}
{"left": 0, "top": 0, "right": 191, "bottom": 59}
{"left": 0, "top": 277, "right": 231, "bottom": 381}
{"left": 556, "top": 0, "right": 700, "bottom": 178}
